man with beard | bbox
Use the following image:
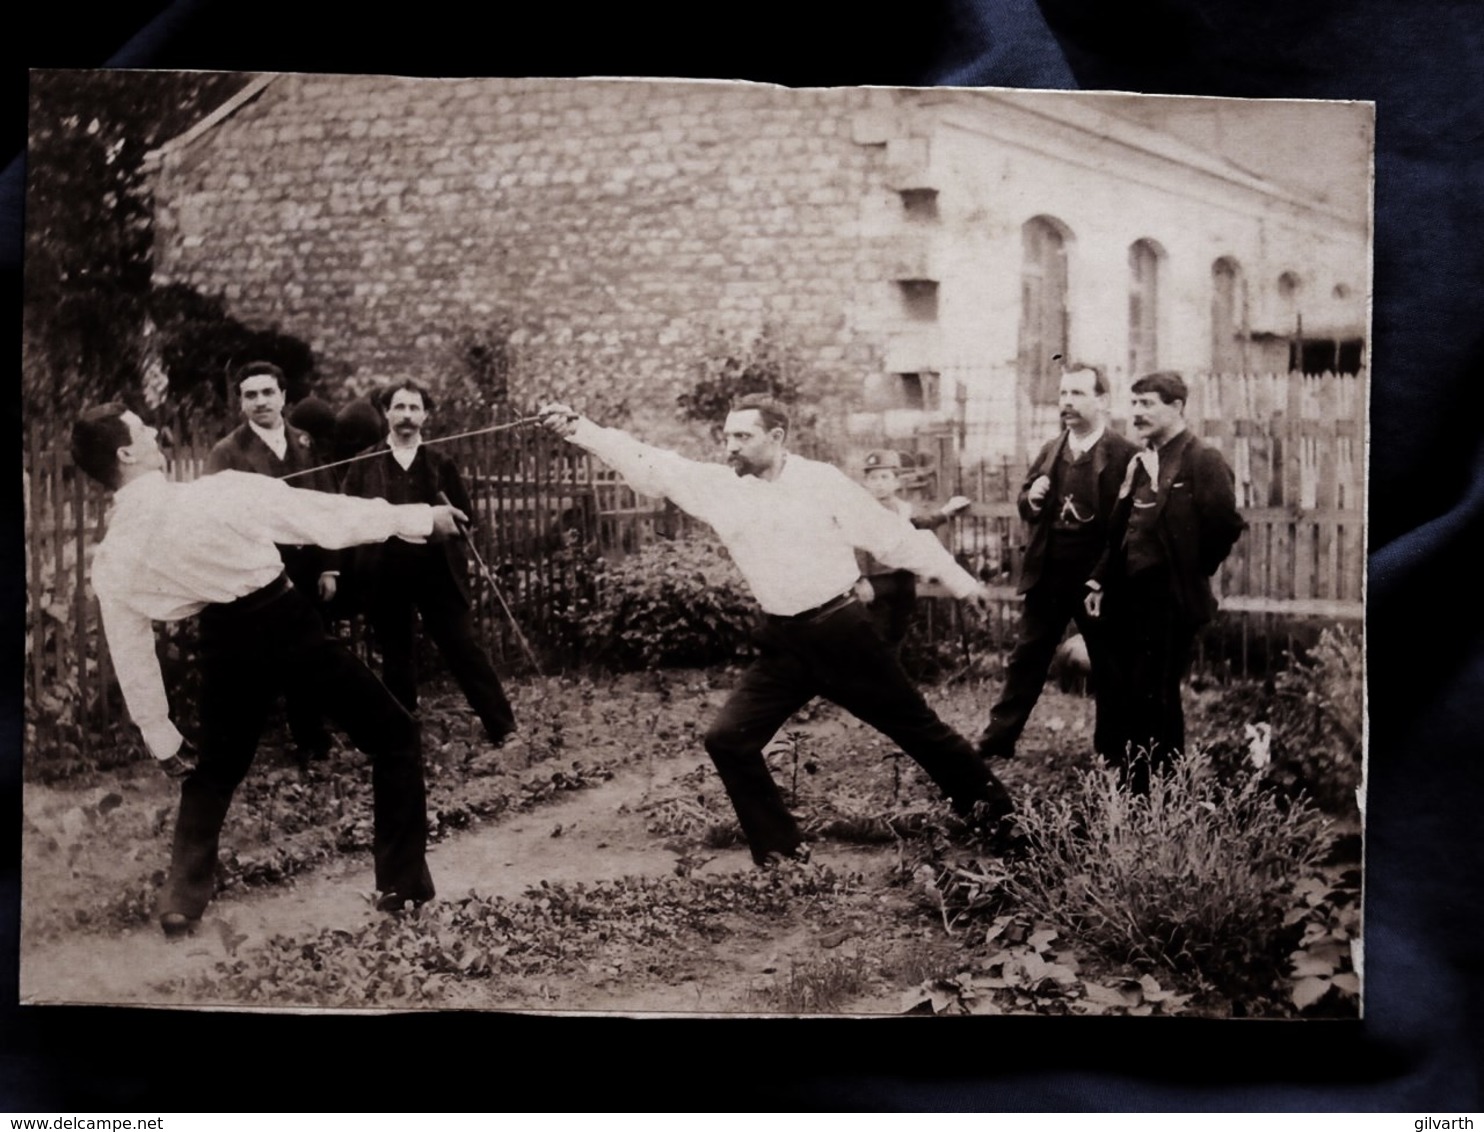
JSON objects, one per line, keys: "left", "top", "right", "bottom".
{"left": 1084, "top": 370, "right": 1245, "bottom": 789}
{"left": 341, "top": 380, "right": 517, "bottom": 747}
{"left": 537, "top": 393, "right": 1015, "bottom": 866}
{"left": 976, "top": 363, "right": 1137, "bottom": 763}
{"left": 205, "top": 361, "right": 340, "bottom": 765}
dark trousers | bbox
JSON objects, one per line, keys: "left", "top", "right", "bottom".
{"left": 703, "top": 600, "right": 1012, "bottom": 864}
{"left": 1101, "top": 568, "right": 1196, "bottom": 791}
{"left": 365, "top": 562, "right": 515, "bottom": 743}
{"left": 163, "top": 580, "right": 432, "bottom": 920}
{"left": 864, "top": 570, "right": 917, "bottom": 649}
{"left": 281, "top": 553, "right": 332, "bottom": 757}
{"left": 981, "top": 557, "right": 1117, "bottom": 759}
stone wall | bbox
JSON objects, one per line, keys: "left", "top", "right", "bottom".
{"left": 152, "top": 76, "right": 908, "bottom": 444}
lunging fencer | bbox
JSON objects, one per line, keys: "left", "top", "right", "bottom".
{"left": 72, "top": 404, "right": 469, "bottom": 936}
{"left": 537, "top": 394, "right": 1015, "bottom": 866}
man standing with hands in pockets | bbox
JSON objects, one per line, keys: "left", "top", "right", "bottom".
{"left": 537, "top": 394, "right": 1015, "bottom": 866}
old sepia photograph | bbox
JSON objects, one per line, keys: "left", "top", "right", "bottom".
{"left": 20, "top": 71, "right": 1369, "bottom": 1017}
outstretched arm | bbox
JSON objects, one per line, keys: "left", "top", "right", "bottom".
{"left": 537, "top": 403, "right": 735, "bottom": 524}
{"left": 211, "top": 470, "right": 466, "bottom": 549}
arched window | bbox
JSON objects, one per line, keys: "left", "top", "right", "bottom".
{"left": 1211, "top": 256, "right": 1249, "bottom": 373}
{"left": 1128, "top": 239, "right": 1164, "bottom": 377}
{"left": 1017, "top": 216, "right": 1071, "bottom": 405}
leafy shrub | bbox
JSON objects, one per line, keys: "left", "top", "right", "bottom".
{"left": 1197, "top": 625, "right": 1363, "bottom": 813}
{"left": 1006, "top": 749, "right": 1336, "bottom": 990}
{"left": 567, "top": 537, "right": 756, "bottom": 670}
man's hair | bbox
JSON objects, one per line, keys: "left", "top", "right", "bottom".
{"left": 1062, "top": 361, "right": 1109, "bottom": 397}
{"left": 1131, "top": 370, "right": 1189, "bottom": 407}
{"left": 234, "top": 360, "right": 287, "bottom": 391}
{"left": 728, "top": 393, "right": 789, "bottom": 437}
{"left": 70, "top": 403, "right": 132, "bottom": 489}
{"left": 377, "top": 379, "right": 436, "bottom": 414}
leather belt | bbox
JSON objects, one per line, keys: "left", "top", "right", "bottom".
{"left": 205, "top": 573, "right": 292, "bottom": 618}
{"left": 769, "top": 589, "right": 859, "bottom": 625}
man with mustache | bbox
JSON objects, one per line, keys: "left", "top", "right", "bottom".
{"left": 1084, "top": 370, "right": 1246, "bottom": 789}
{"left": 537, "top": 393, "right": 1015, "bottom": 866}
{"left": 976, "top": 362, "right": 1137, "bottom": 763}
{"left": 340, "top": 380, "right": 517, "bottom": 748}
{"left": 205, "top": 361, "right": 341, "bottom": 767}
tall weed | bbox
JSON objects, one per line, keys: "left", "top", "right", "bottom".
{"left": 1008, "top": 749, "right": 1336, "bottom": 982}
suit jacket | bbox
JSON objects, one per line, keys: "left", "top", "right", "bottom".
{"left": 203, "top": 421, "right": 341, "bottom": 582}
{"left": 1016, "top": 428, "right": 1138, "bottom": 595}
{"left": 1091, "top": 429, "right": 1246, "bottom": 628}
{"left": 339, "top": 444, "right": 474, "bottom": 605}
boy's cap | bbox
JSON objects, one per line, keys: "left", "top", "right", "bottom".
{"left": 863, "top": 449, "right": 903, "bottom": 471}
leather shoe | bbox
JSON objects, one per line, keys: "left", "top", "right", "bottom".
{"left": 757, "top": 843, "right": 812, "bottom": 870}
{"left": 160, "top": 912, "right": 200, "bottom": 939}
{"left": 374, "top": 891, "right": 429, "bottom": 914}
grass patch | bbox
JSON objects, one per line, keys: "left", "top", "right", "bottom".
{"left": 1007, "top": 748, "right": 1336, "bottom": 987}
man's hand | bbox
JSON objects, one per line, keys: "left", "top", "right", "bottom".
{"left": 1083, "top": 585, "right": 1103, "bottom": 619}
{"left": 431, "top": 504, "right": 470, "bottom": 540}
{"left": 1026, "top": 475, "right": 1053, "bottom": 509}
{"left": 940, "top": 495, "right": 972, "bottom": 517}
{"left": 537, "top": 402, "right": 583, "bottom": 439}
{"left": 963, "top": 583, "right": 994, "bottom": 612}
{"left": 317, "top": 572, "right": 338, "bottom": 602}
{"left": 853, "top": 577, "right": 876, "bottom": 606}
{"left": 158, "top": 740, "right": 198, "bottom": 780}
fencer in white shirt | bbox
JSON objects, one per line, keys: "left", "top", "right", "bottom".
{"left": 539, "top": 393, "right": 1015, "bottom": 866}
{"left": 72, "top": 403, "right": 467, "bottom": 935}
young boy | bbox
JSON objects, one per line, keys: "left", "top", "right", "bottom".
{"left": 854, "top": 450, "right": 971, "bottom": 648}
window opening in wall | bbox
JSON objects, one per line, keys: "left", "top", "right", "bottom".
{"left": 1018, "top": 216, "right": 1071, "bottom": 406}
{"left": 1211, "top": 256, "right": 1249, "bottom": 373}
{"left": 897, "top": 279, "right": 939, "bottom": 321}
{"left": 1128, "top": 238, "right": 1162, "bottom": 376}
{"left": 899, "top": 188, "right": 940, "bottom": 221}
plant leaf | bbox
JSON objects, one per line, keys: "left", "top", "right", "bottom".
{"left": 1291, "top": 976, "right": 1331, "bottom": 1010}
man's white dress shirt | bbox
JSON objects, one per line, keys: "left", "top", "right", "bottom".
{"left": 91, "top": 470, "right": 435, "bottom": 761}
{"left": 566, "top": 421, "right": 980, "bottom": 616}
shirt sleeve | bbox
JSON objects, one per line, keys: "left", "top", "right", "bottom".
{"left": 827, "top": 468, "right": 981, "bottom": 598}
{"left": 215, "top": 471, "right": 435, "bottom": 548}
{"left": 564, "top": 419, "right": 735, "bottom": 523}
{"left": 95, "top": 584, "right": 183, "bottom": 761}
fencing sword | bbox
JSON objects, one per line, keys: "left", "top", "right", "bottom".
{"left": 436, "top": 490, "right": 545, "bottom": 677}
{"left": 278, "top": 414, "right": 548, "bottom": 482}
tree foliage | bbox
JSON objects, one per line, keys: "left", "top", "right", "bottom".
{"left": 23, "top": 69, "right": 250, "bottom": 417}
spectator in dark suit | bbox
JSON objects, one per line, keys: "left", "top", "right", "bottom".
{"left": 1085, "top": 370, "right": 1246, "bottom": 790}
{"left": 341, "top": 380, "right": 516, "bottom": 746}
{"left": 205, "top": 361, "right": 340, "bottom": 765}
{"left": 977, "top": 363, "right": 1137, "bottom": 762}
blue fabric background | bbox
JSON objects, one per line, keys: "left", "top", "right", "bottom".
{"left": 4, "top": 0, "right": 1481, "bottom": 1111}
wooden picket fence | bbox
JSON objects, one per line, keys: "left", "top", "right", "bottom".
{"left": 23, "top": 371, "right": 1365, "bottom": 757}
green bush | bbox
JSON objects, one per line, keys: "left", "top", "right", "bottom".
{"left": 1006, "top": 749, "right": 1336, "bottom": 987}
{"left": 1198, "top": 624, "right": 1363, "bottom": 813}
{"left": 569, "top": 537, "right": 756, "bottom": 670}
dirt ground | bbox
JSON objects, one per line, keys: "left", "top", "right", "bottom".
{"left": 18, "top": 669, "right": 1355, "bottom": 1017}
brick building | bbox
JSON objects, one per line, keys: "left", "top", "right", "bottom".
{"left": 148, "top": 75, "right": 1370, "bottom": 463}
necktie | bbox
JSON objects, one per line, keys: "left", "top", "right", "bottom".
{"left": 1138, "top": 446, "right": 1159, "bottom": 492}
